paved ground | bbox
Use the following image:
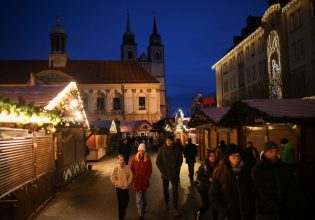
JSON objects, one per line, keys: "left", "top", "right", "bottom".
{"left": 36, "top": 150, "right": 212, "bottom": 220}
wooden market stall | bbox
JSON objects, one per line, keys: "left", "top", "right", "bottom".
{"left": 0, "top": 82, "right": 89, "bottom": 219}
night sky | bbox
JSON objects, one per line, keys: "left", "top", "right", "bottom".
{"left": 0, "top": 0, "right": 268, "bottom": 116}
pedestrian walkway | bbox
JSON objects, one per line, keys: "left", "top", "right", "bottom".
{"left": 36, "top": 152, "right": 213, "bottom": 220}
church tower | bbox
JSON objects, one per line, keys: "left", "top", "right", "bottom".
{"left": 121, "top": 11, "right": 137, "bottom": 61}
{"left": 147, "top": 16, "right": 168, "bottom": 117}
{"left": 49, "top": 17, "right": 68, "bottom": 68}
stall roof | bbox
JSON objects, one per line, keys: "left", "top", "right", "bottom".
{"left": 243, "top": 99, "right": 315, "bottom": 119}
{"left": 0, "top": 85, "right": 65, "bottom": 107}
{"left": 203, "top": 107, "right": 231, "bottom": 123}
{"left": 89, "top": 120, "right": 112, "bottom": 128}
{"left": 120, "top": 120, "right": 152, "bottom": 133}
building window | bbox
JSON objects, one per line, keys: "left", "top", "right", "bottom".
{"left": 113, "top": 98, "right": 120, "bottom": 110}
{"left": 154, "top": 52, "right": 161, "bottom": 60}
{"left": 259, "top": 60, "right": 266, "bottom": 79}
{"left": 246, "top": 46, "right": 250, "bottom": 60}
{"left": 311, "top": 0, "right": 315, "bottom": 18}
{"left": 237, "top": 52, "right": 244, "bottom": 65}
{"left": 139, "top": 97, "right": 146, "bottom": 110}
{"left": 128, "top": 51, "right": 134, "bottom": 59}
{"left": 229, "top": 59, "right": 232, "bottom": 71}
{"left": 247, "top": 68, "right": 251, "bottom": 83}
{"left": 251, "top": 65, "right": 256, "bottom": 81}
{"left": 251, "top": 42, "right": 255, "bottom": 56}
{"left": 97, "top": 97, "right": 104, "bottom": 110}
{"left": 291, "top": 39, "right": 305, "bottom": 63}
{"left": 223, "top": 80, "right": 229, "bottom": 92}
{"left": 290, "top": 8, "right": 303, "bottom": 32}
{"left": 82, "top": 94, "right": 89, "bottom": 110}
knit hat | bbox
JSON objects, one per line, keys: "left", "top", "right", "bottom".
{"left": 165, "top": 134, "right": 174, "bottom": 140}
{"left": 263, "top": 141, "right": 278, "bottom": 152}
{"left": 224, "top": 144, "right": 240, "bottom": 157}
{"left": 138, "top": 143, "right": 146, "bottom": 151}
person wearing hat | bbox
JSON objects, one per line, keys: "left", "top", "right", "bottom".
{"left": 209, "top": 144, "right": 255, "bottom": 220}
{"left": 251, "top": 141, "right": 304, "bottom": 220}
{"left": 130, "top": 143, "right": 152, "bottom": 220}
{"left": 156, "top": 134, "right": 183, "bottom": 217}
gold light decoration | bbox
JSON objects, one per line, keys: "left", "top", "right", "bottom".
{"left": 267, "top": 31, "right": 283, "bottom": 99}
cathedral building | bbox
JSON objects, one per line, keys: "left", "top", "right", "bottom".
{"left": 0, "top": 15, "right": 169, "bottom": 122}
{"left": 212, "top": 0, "right": 315, "bottom": 106}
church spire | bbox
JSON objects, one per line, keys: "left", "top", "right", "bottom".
{"left": 153, "top": 16, "right": 158, "bottom": 35}
{"left": 149, "top": 16, "right": 162, "bottom": 46}
{"left": 126, "top": 10, "right": 131, "bottom": 33}
{"left": 121, "top": 10, "right": 137, "bottom": 60}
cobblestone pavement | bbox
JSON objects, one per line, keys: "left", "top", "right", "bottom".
{"left": 36, "top": 150, "right": 212, "bottom": 220}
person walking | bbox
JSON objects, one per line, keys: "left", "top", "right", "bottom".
{"left": 130, "top": 143, "right": 152, "bottom": 220}
{"left": 280, "top": 138, "right": 295, "bottom": 164}
{"left": 242, "top": 141, "right": 259, "bottom": 171}
{"left": 118, "top": 137, "right": 132, "bottom": 165}
{"left": 184, "top": 138, "right": 198, "bottom": 182}
{"left": 110, "top": 155, "right": 133, "bottom": 220}
{"left": 215, "top": 140, "right": 227, "bottom": 161}
{"left": 196, "top": 150, "right": 217, "bottom": 220}
{"left": 209, "top": 144, "right": 255, "bottom": 220}
{"left": 156, "top": 134, "right": 183, "bottom": 217}
{"left": 251, "top": 141, "right": 304, "bottom": 220}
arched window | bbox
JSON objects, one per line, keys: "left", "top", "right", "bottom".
{"left": 154, "top": 51, "right": 160, "bottom": 60}
{"left": 96, "top": 92, "right": 105, "bottom": 111}
{"left": 139, "top": 97, "right": 146, "bottom": 110}
{"left": 128, "top": 51, "right": 134, "bottom": 60}
{"left": 82, "top": 92, "right": 89, "bottom": 110}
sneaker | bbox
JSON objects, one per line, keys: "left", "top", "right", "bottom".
{"left": 197, "top": 210, "right": 202, "bottom": 220}
{"left": 172, "top": 209, "right": 181, "bottom": 217}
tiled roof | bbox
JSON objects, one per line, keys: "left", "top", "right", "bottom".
{"left": 203, "top": 107, "right": 231, "bottom": 123}
{"left": 120, "top": 120, "right": 152, "bottom": 133}
{"left": 0, "top": 85, "right": 65, "bottom": 107}
{"left": 0, "top": 60, "right": 159, "bottom": 84}
{"left": 243, "top": 99, "right": 315, "bottom": 119}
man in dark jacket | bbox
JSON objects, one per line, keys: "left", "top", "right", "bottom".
{"left": 242, "top": 141, "right": 259, "bottom": 171}
{"left": 156, "top": 134, "right": 183, "bottom": 217}
{"left": 118, "top": 137, "right": 132, "bottom": 165}
{"left": 252, "top": 141, "right": 304, "bottom": 220}
{"left": 184, "top": 138, "right": 198, "bottom": 182}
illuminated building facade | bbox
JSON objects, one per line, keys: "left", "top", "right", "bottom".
{"left": 0, "top": 16, "right": 165, "bottom": 122}
{"left": 212, "top": 0, "right": 315, "bottom": 106}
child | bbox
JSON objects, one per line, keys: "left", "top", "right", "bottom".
{"left": 110, "top": 155, "right": 133, "bottom": 220}
{"left": 196, "top": 151, "right": 217, "bottom": 220}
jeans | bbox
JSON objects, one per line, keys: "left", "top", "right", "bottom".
{"left": 135, "top": 191, "right": 147, "bottom": 215}
{"left": 162, "top": 178, "right": 179, "bottom": 209}
{"left": 116, "top": 188, "right": 129, "bottom": 220}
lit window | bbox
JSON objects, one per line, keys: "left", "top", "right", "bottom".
{"left": 113, "top": 98, "right": 120, "bottom": 110}
{"left": 139, "top": 97, "right": 146, "bottom": 110}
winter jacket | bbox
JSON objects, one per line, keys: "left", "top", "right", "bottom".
{"left": 209, "top": 162, "right": 255, "bottom": 220}
{"left": 184, "top": 143, "right": 198, "bottom": 164}
{"left": 156, "top": 144, "right": 183, "bottom": 180}
{"left": 196, "top": 162, "right": 216, "bottom": 192}
{"left": 281, "top": 141, "right": 295, "bottom": 164}
{"left": 242, "top": 146, "right": 259, "bottom": 170}
{"left": 130, "top": 152, "right": 152, "bottom": 192}
{"left": 251, "top": 156, "right": 303, "bottom": 219}
{"left": 118, "top": 143, "right": 132, "bottom": 159}
{"left": 110, "top": 165, "right": 133, "bottom": 189}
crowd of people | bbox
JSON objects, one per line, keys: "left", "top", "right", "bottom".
{"left": 110, "top": 135, "right": 304, "bottom": 220}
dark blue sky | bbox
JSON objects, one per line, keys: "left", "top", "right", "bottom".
{"left": 0, "top": 0, "right": 268, "bottom": 116}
